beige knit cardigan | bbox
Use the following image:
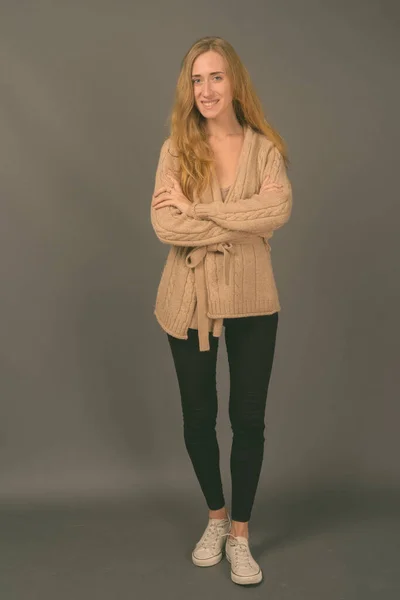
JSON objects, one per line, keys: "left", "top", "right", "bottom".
{"left": 150, "top": 124, "right": 293, "bottom": 351}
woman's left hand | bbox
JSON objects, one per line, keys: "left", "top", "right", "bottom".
{"left": 152, "top": 171, "right": 192, "bottom": 215}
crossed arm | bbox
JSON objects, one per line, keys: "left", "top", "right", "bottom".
{"left": 188, "top": 144, "right": 292, "bottom": 236}
{"left": 150, "top": 139, "right": 292, "bottom": 246}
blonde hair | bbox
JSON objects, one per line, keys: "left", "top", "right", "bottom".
{"left": 165, "top": 36, "right": 289, "bottom": 201}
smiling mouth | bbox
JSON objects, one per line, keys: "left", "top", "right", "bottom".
{"left": 202, "top": 100, "right": 219, "bottom": 107}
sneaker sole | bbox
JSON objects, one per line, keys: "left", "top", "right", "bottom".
{"left": 192, "top": 550, "right": 224, "bottom": 567}
{"left": 225, "top": 552, "right": 263, "bottom": 585}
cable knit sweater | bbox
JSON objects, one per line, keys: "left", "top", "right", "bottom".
{"left": 150, "top": 124, "right": 293, "bottom": 351}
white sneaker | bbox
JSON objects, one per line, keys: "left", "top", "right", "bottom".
{"left": 192, "top": 515, "right": 231, "bottom": 567}
{"left": 224, "top": 534, "right": 263, "bottom": 585}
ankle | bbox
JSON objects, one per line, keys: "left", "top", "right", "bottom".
{"left": 208, "top": 506, "right": 229, "bottom": 520}
{"left": 230, "top": 520, "right": 249, "bottom": 539}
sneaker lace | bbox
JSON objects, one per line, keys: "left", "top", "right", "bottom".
{"left": 221, "top": 532, "right": 252, "bottom": 569}
{"left": 198, "top": 517, "right": 231, "bottom": 550}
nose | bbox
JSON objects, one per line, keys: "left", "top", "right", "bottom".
{"left": 202, "top": 80, "right": 213, "bottom": 97}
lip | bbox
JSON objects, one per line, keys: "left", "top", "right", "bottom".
{"left": 201, "top": 99, "right": 219, "bottom": 108}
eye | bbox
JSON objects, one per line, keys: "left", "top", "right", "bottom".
{"left": 192, "top": 76, "right": 223, "bottom": 84}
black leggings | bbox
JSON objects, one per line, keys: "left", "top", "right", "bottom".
{"left": 167, "top": 312, "right": 279, "bottom": 522}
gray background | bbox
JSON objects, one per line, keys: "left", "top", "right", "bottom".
{"left": 0, "top": 1, "right": 399, "bottom": 598}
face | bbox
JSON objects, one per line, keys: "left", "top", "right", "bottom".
{"left": 191, "top": 50, "right": 234, "bottom": 118}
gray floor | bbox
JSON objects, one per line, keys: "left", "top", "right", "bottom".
{"left": 1, "top": 484, "right": 399, "bottom": 599}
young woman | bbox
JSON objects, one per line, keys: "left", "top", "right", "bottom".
{"left": 151, "top": 36, "right": 292, "bottom": 586}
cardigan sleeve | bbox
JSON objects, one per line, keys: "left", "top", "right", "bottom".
{"left": 191, "top": 145, "right": 293, "bottom": 237}
{"left": 150, "top": 139, "right": 256, "bottom": 247}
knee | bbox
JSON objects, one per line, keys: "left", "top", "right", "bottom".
{"left": 229, "top": 407, "right": 266, "bottom": 440}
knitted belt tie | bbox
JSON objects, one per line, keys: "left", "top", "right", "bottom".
{"left": 185, "top": 242, "right": 235, "bottom": 352}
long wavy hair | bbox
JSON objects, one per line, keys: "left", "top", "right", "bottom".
{"left": 165, "top": 36, "right": 289, "bottom": 202}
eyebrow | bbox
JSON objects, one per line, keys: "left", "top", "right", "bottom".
{"left": 191, "top": 71, "right": 225, "bottom": 78}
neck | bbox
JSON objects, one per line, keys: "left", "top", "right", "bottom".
{"left": 205, "top": 114, "right": 244, "bottom": 140}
